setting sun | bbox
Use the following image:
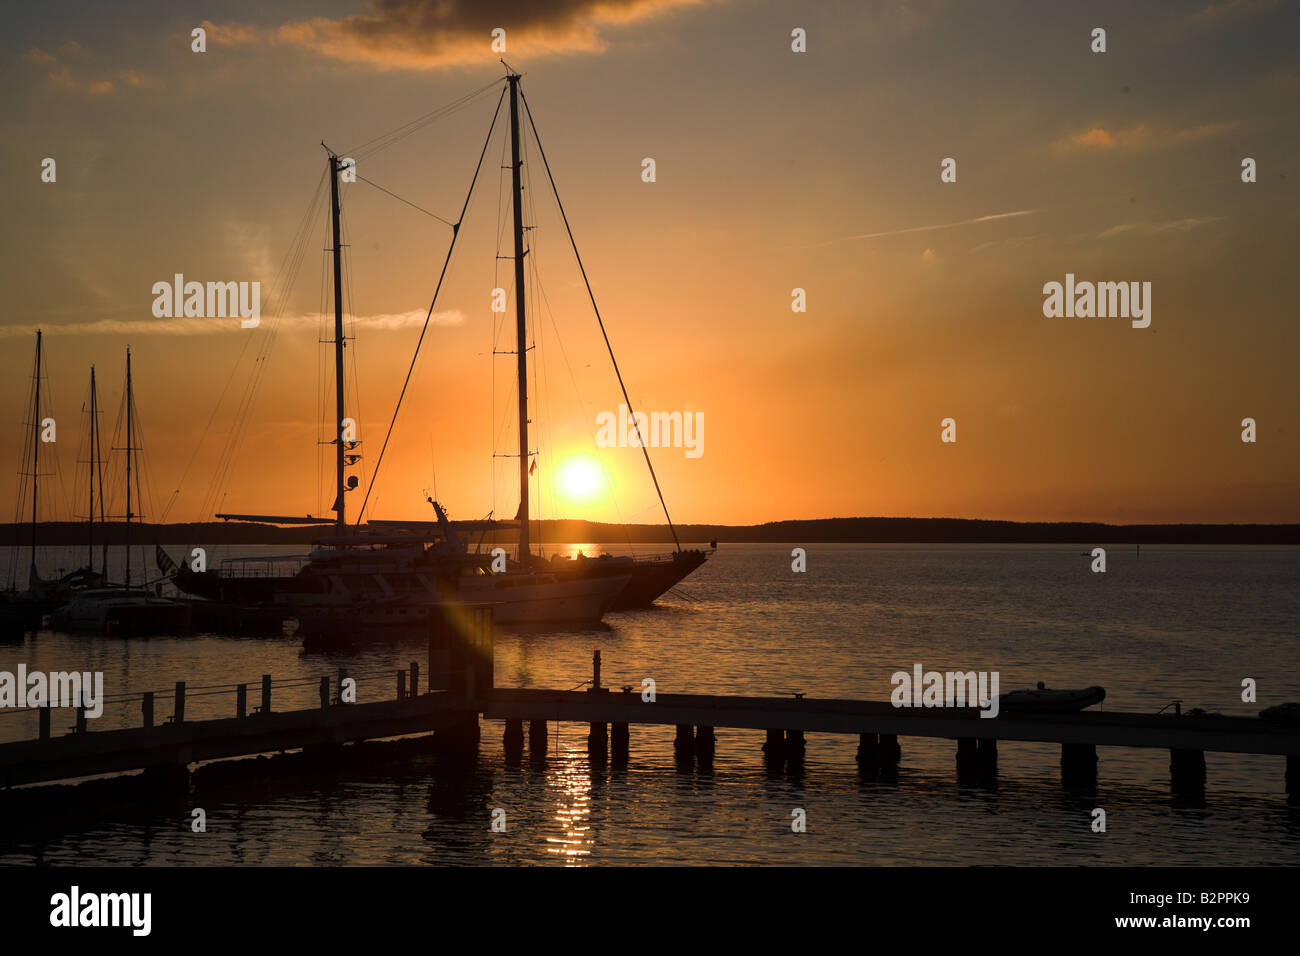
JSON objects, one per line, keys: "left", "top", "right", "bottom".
{"left": 556, "top": 456, "right": 605, "bottom": 505}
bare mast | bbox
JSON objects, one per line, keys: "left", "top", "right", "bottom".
{"left": 29, "top": 330, "right": 42, "bottom": 587}
{"left": 328, "top": 152, "right": 348, "bottom": 536}
{"left": 124, "top": 348, "right": 133, "bottom": 592}
{"left": 507, "top": 73, "right": 531, "bottom": 562}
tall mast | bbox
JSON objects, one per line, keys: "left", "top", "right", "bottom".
{"left": 87, "top": 366, "right": 97, "bottom": 571}
{"left": 124, "top": 348, "right": 133, "bottom": 592}
{"left": 29, "top": 330, "right": 42, "bottom": 586}
{"left": 507, "top": 73, "right": 531, "bottom": 562}
{"left": 328, "top": 152, "right": 347, "bottom": 536}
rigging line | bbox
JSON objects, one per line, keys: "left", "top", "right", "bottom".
{"left": 344, "top": 79, "right": 502, "bottom": 160}
{"left": 519, "top": 87, "right": 682, "bottom": 552}
{"left": 354, "top": 85, "right": 508, "bottom": 528}
{"left": 354, "top": 174, "right": 456, "bottom": 227}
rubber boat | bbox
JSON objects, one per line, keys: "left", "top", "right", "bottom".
{"left": 999, "top": 683, "right": 1106, "bottom": 713}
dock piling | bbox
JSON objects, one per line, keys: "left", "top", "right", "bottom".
{"left": 785, "top": 729, "right": 806, "bottom": 764}
{"left": 75, "top": 698, "right": 87, "bottom": 735}
{"left": 39, "top": 705, "right": 50, "bottom": 741}
{"left": 142, "top": 692, "right": 154, "bottom": 729}
{"left": 410, "top": 662, "right": 419, "bottom": 698}
{"left": 319, "top": 676, "right": 329, "bottom": 709}
{"left": 397, "top": 669, "right": 406, "bottom": 700}
{"left": 695, "top": 725, "right": 716, "bottom": 763}
{"left": 588, "top": 721, "right": 608, "bottom": 763}
{"left": 504, "top": 718, "right": 524, "bottom": 763}
{"left": 1061, "top": 742, "right": 1097, "bottom": 787}
{"left": 673, "top": 724, "right": 695, "bottom": 760}
{"left": 528, "top": 719, "right": 548, "bottom": 760}
{"left": 173, "top": 681, "right": 186, "bottom": 724}
{"left": 611, "top": 722, "right": 630, "bottom": 764}
{"left": 236, "top": 684, "right": 246, "bottom": 718}
{"left": 1170, "top": 748, "right": 1207, "bottom": 790}
{"left": 260, "top": 674, "right": 271, "bottom": 714}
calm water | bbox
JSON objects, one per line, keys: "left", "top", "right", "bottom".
{"left": 2, "top": 542, "right": 1299, "bottom": 865}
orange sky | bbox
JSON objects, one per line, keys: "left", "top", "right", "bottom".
{"left": 2, "top": 0, "right": 1298, "bottom": 528}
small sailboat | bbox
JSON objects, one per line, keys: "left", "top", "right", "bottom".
{"left": 49, "top": 348, "right": 191, "bottom": 637}
{"left": 2, "top": 331, "right": 103, "bottom": 636}
{"left": 999, "top": 683, "right": 1106, "bottom": 713}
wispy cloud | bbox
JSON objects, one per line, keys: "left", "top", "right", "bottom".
{"left": 1096, "top": 217, "right": 1227, "bottom": 239}
{"left": 1052, "top": 121, "right": 1243, "bottom": 153}
{"left": 1187, "top": 0, "right": 1280, "bottom": 26}
{"left": 205, "top": 0, "right": 707, "bottom": 71}
{"left": 26, "top": 41, "right": 157, "bottom": 95}
{"left": 807, "top": 208, "right": 1041, "bottom": 248}
{"left": 0, "top": 310, "right": 464, "bottom": 339}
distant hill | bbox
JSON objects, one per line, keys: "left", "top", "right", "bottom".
{"left": 3, "top": 518, "right": 1297, "bottom": 546}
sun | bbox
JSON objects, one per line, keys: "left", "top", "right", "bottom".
{"left": 557, "top": 456, "right": 605, "bottom": 505}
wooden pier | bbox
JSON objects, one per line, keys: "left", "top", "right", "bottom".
{"left": 2, "top": 612, "right": 1298, "bottom": 797}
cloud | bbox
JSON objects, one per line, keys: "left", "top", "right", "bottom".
{"left": 807, "top": 208, "right": 1041, "bottom": 248}
{"left": 205, "top": 0, "right": 707, "bottom": 71}
{"left": 1052, "top": 120, "right": 1242, "bottom": 153}
{"left": 1095, "top": 217, "right": 1226, "bottom": 239}
{"left": 0, "top": 310, "right": 464, "bottom": 339}
{"left": 1187, "top": 0, "right": 1279, "bottom": 26}
{"left": 26, "top": 41, "right": 156, "bottom": 94}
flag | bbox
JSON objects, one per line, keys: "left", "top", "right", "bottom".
{"left": 155, "top": 545, "right": 177, "bottom": 577}
{"left": 529, "top": 458, "right": 537, "bottom": 475}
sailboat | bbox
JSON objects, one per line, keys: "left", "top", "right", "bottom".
{"left": 468, "top": 70, "right": 711, "bottom": 608}
{"left": 2, "top": 331, "right": 102, "bottom": 637}
{"left": 165, "top": 144, "right": 627, "bottom": 633}
{"left": 50, "top": 348, "right": 191, "bottom": 637}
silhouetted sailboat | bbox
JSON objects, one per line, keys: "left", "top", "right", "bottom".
{"left": 51, "top": 348, "right": 190, "bottom": 636}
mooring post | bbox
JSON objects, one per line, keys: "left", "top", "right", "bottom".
{"left": 397, "top": 669, "right": 406, "bottom": 700}
{"left": 261, "top": 674, "right": 271, "bottom": 714}
{"left": 1061, "top": 742, "right": 1098, "bottom": 787}
{"left": 319, "top": 676, "right": 329, "bottom": 709}
{"left": 174, "top": 681, "right": 186, "bottom": 724}
{"left": 763, "top": 728, "right": 785, "bottom": 762}
{"left": 977, "top": 738, "right": 997, "bottom": 769}
{"left": 591, "top": 650, "right": 602, "bottom": 692}
{"left": 529, "top": 719, "right": 548, "bottom": 759}
{"left": 1170, "top": 748, "right": 1207, "bottom": 790}
{"left": 504, "top": 718, "right": 525, "bottom": 762}
{"left": 39, "top": 704, "right": 51, "bottom": 740}
{"left": 611, "top": 722, "right": 630, "bottom": 763}
{"left": 695, "top": 725, "right": 716, "bottom": 762}
{"left": 410, "top": 661, "right": 419, "bottom": 698}
{"left": 142, "top": 691, "right": 154, "bottom": 729}
{"left": 856, "top": 732, "right": 880, "bottom": 769}
{"left": 337, "top": 668, "right": 347, "bottom": 704}
{"left": 785, "top": 729, "right": 806, "bottom": 763}
{"left": 674, "top": 724, "right": 695, "bottom": 759}
{"left": 588, "top": 720, "right": 608, "bottom": 762}
{"left": 956, "top": 737, "right": 979, "bottom": 775}
{"left": 236, "top": 684, "right": 246, "bottom": 718}
{"left": 879, "top": 733, "right": 902, "bottom": 765}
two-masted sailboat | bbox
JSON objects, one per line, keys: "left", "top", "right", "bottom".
{"left": 2, "top": 331, "right": 104, "bottom": 636}
{"left": 363, "top": 70, "right": 711, "bottom": 609}
{"left": 166, "top": 122, "right": 628, "bottom": 634}
{"left": 50, "top": 348, "right": 192, "bottom": 636}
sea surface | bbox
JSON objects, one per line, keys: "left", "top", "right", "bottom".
{"left": 1, "top": 542, "right": 1298, "bottom": 866}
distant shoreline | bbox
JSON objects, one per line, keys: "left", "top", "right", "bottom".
{"left": 3, "top": 518, "right": 1298, "bottom": 546}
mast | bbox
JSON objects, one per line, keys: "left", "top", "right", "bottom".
{"left": 29, "top": 330, "right": 42, "bottom": 586}
{"left": 124, "top": 348, "right": 133, "bottom": 592}
{"left": 328, "top": 152, "right": 347, "bottom": 536}
{"left": 87, "top": 366, "right": 96, "bottom": 571}
{"left": 507, "top": 73, "right": 531, "bottom": 562}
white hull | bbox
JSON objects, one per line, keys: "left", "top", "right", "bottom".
{"left": 458, "top": 573, "right": 630, "bottom": 624}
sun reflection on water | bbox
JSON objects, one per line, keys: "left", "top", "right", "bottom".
{"left": 545, "top": 748, "right": 594, "bottom": 863}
